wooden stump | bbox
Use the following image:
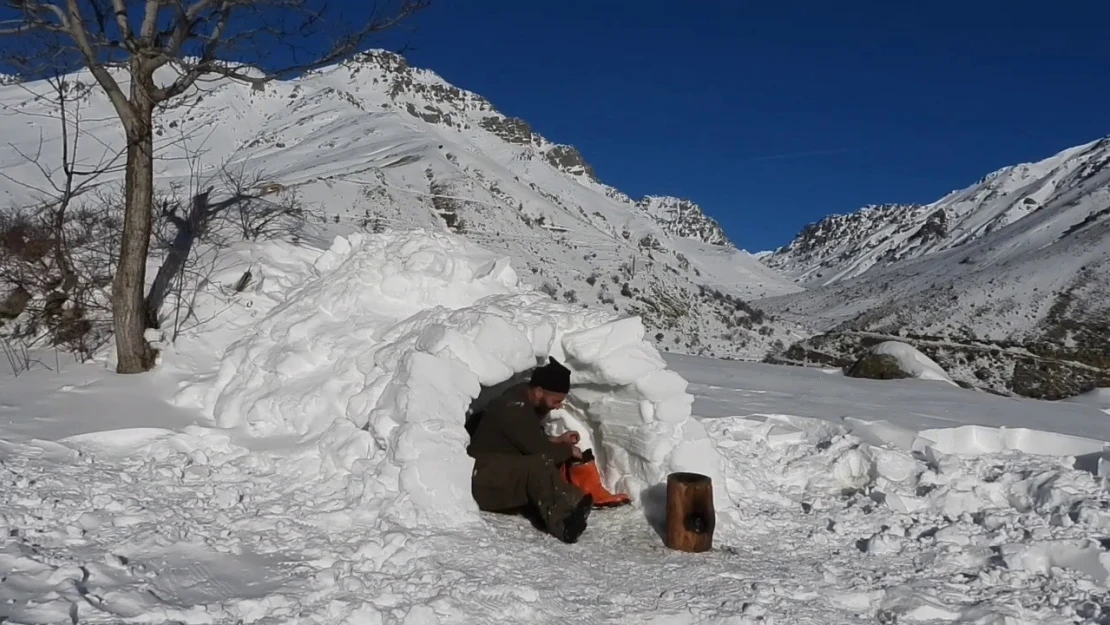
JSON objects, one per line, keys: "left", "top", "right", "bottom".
{"left": 665, "top": 472, "right": 715, "bottom": 552}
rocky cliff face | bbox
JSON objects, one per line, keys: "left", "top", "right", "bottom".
{"left": 633, "top": 196, "right": 732, "bottom": 247}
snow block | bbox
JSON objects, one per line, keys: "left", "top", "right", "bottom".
{"left": 562, "top": 316, "right": 646, "bottom": 364}
{"left": 654, "top": 393, "right": 695, "bottom": 425}
{"left": 177, "top": 229, "right": 736, "bottom": 531}
{"left": 633, "top": 369, "right": 689, "bottom": 404}
{"left": 584, "top": 342, "right": 667, "bottom": 386}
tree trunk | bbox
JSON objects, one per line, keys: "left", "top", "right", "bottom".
{"left": 665, "top": 472, "right": 715, "bottom": 552}
{"left": 111, "top": 70, "right": 157, "bottom": 373}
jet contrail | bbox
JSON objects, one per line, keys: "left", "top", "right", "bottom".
{"left": 740, "top": 148, "right": 850, "bottom": 163}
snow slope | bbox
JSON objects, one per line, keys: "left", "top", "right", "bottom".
{"left": 0, "top": 51, "right": 800, "bottom": 362}
{"left": 758, "top": 138, "right": 1110, "bottom": 398}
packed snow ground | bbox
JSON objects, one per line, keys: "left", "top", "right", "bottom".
{"left": 4, "top": 231, "right": 1110, "bottom": 624}
{"left": 668, "top": 353, "right": 1110, "bottom": 451}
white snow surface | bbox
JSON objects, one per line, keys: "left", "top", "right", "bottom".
{"left": 867, "top": 340, "right": 957, "bottom": 385}
{"left": 4, "top": 230, "right": 1110, "bottom": 623}
{"left": 1063, "top": 388, "right": 1110, "bottom": 416}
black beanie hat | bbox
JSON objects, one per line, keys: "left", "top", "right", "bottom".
{"left": 530, "top": 357, "right": 571, "bottom": 393}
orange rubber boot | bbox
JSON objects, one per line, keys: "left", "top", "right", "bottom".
{"left": 562, "top": 451, "right": 631, "bottom": 508}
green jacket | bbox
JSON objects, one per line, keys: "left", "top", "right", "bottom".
{"left": 466, "top": 382, "right": 574, "bottom": 465}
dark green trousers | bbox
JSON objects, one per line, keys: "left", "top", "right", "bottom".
{"left": 471, "top": 453, "right": 586, "bottom": 537}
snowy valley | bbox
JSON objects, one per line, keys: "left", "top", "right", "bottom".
{"left": 3, "top": 51, "right": 1110, "bottom": 625}
{"left": 759, "top": 138, "right": 1110, "bottom": 399}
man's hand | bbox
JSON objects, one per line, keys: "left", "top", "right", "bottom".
{"left": 551, "top": 431, "right": 580, "bottom": 446}
{"left": 570, "top": 446, "right": 584, "bottom": 460}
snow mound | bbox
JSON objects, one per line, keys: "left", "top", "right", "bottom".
{"left": 849, "top": 340, "right": 956, "bottom": 385}
{"left": 707, "top": 413, "right": 1110, "bottom": 598}
{"left": 174, "top": 230, "right": 735, "bottom": 530}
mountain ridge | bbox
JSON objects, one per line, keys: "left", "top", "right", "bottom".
{"left": 758, "top": 136, "right": 1110, "bottom": 398}
{"left": 342, "top": 51, "right": 733, "bottom": 248}
{"left": 763, "top": 137, "right": 1110, "bottom": 286}
{"left": 0, "top": 49, "right": 800, "bottom": 363}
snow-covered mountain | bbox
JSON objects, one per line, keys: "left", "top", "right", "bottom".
{"left": 633, "top": 196, "right": 732, "bottom": 246}
{"left": 761, "top": 202, "right": 929, "bottom": 286}
{"left": 0, "top": 51, "right": 801, "bottom": 360}
{"left": 764, "top": 139, "right": 1110, "bottom": 287}
{"left": 758, "top": 139, "right": 1110, "bottom": 399}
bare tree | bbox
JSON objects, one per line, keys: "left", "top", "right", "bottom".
{"left": 0, "top": 0, "right": 431, "bottom": 373}
{"left": 0, "top": 73, "right": 124, "bottom": 361}
{"left": 215, "top": 161, "right": 306, "bottom": 241}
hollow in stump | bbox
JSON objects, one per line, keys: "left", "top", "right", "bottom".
{"left": 665, "top": 471, "right": 715, "bottom": 552}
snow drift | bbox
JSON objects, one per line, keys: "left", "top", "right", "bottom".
{"left": 175, "top": 229, "right": 735, "bottom": 531}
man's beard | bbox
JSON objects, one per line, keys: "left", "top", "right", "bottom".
{"left": 533, "top": 404, "right": 551, "bottom": 417}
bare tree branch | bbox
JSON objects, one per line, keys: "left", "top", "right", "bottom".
{"left": 0, "top": 71, "right": 122, "bottom": 360}
{"left": 1, "top": 75, "right": 126, "bottom": 198}
{"left": 150, "top": 0, "right": 433, "bottom": 101}
{"left": 151, "top": 0, "right": 234, "bottom": 100}
{"left": 0, "top": 0, "right": 432, "bottom": 372}
{"left": 0, "top": 22, "right": 37, "bottom": 36}
{"left": 110, "top": 0, "right": 135, "bottom": 46}
{"left": 50, "top": 0, "right": 138, "bottom": 126}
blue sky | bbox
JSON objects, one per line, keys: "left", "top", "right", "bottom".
{"left": 381, "top": 0, "right": 1110, "bottom": 251}
{"left": 2, "top": 1, "right": 1106, "bottom": 251}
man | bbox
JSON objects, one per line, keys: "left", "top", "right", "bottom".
{"left": 466, "top": 357, "right": 594, "bottom": 543}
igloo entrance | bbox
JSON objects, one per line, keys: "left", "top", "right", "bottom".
{"left": 460, "top": 343, "right": 732, "bottom": 526}
{"left": 463, "top": 360, "right": 633, "bottom": 510}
